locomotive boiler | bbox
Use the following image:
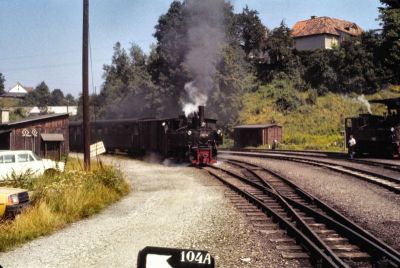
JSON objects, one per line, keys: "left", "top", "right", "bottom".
{"left": 345, "top": 97, "right": 400, "bottom": 157}
{"left": 169, "top": 106, "right": 222, "bottom": 165}
{"left": 69, "top": 106, "right": 223, "bottom": 165}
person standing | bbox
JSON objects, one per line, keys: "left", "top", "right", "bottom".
{"left": 272, "top": 139, "right": 278, "bottom": 150}
{"left": 348, "top": 135, "right": 356, "bottom": 159}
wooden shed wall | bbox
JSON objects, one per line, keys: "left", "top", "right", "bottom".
{"left": 8, "top": 116, "right": 69, "bottom": 160}
{"left": 263, "top": 126, "right": 282, "bottom": 145}
{"left": 234, "top": 126, "right": 282, "bottom": 148}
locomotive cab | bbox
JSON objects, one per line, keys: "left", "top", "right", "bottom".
{"left": 345, "top": 97, "right": 400, "bottom": 157}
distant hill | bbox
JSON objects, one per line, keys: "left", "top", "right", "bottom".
{"left": 237, "top": 79, "right": 399, "bottom": 151}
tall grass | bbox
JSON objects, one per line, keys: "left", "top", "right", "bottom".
{"left": 0, "top": 158, "right": 129, "bottom": 251}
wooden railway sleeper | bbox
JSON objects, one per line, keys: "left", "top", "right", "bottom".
{"left": 227, "top": 157, "right": 400, "bottom": 265}
{"left": 206, "top": 164, "right": 350, "bottom": 267}
{"left": 216, "top": 160, "right": 400, "bottom": 266}
{"left": 205, "top": 166, "right": 340, "bottom": 268}
{"left": 285, "top": 196, "right": 400, "bottom": 267}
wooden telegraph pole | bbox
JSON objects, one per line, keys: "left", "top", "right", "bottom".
{"left": 82, "top": 0, "right": 90, "bottom": 170}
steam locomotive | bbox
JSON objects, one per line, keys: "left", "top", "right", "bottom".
{"left": 345, "top": 97, "right": 400, "bottom": 157}
{"left": 69, "top": 106, "right": 223, "bottom": 165}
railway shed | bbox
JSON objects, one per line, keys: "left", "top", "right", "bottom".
{"left": 234, "top": 124, "right": 282, "bottom": 148}
{"left": 0, "top": 110, "right": 69, "bottom": 160}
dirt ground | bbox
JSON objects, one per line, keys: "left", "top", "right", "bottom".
{"left": 0, "top": 155, "right": 299, "bottom": 268}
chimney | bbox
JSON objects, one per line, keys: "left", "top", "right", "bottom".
{"left": 198, "top": 106, "right": 205, "bottom": 126}
{"left": 311, "top": 15, "right": 317, "bottom": 19}
{"left": 0, "top": 109, "right": 10, "bottom": 124}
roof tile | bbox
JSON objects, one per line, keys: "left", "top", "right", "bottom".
{"left": 292, "top": 16, "right": 363, "bottom": 38}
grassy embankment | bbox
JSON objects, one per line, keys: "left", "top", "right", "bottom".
{"left": 238, "top": 80, "right": 400, "bottom": 151}
{"left": 0, "top": 158, "right": 130, "bottom": 251}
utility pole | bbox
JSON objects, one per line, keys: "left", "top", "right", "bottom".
{"left": 82, "top": 0, "right": 90, "bottom": 170}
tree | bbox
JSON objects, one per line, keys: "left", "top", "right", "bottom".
{"left": 0, "top": 73, "right": 5, "bottom": 95}
{"left": 235, "top": 6, "right": 268, "bottom": 57}
{"left": 35, "top": 82, "right": 51, "bottom": 109}
{"left": 65, "top": 94, "right": 77, "bottom": 105}
{"left": 257, "top": 21, "right": 303, "bottom": 85}
{"left": 22, "top": 81, "right": 51, "bottom": 110}
{"left": 208, "top": 44, "right": 251, "bottom": 131}
{"left": 97, "top": 43, "right": 161, "bottom": 119}
{"left": 298, "top": 32, "right": 384, "bottom": 94}
{"left": 49, "top": 89, "right": 65, "bottom": 106}
{"left": 336, "top": 36, "right": 381, "bottom": 93}
{"left": 148, "top": 0, "right": 188, "bottom": 116}
{"left": 300, "top": 49, "right": 337, "bottom": 94}
{"left": 379, "top": 0, "right": 400, "bottom": 83}
{"left": 97, "top": 0, "right": 253, "bottom": 128}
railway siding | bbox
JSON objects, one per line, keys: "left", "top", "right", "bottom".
{"left": 205, "top": 161, "right": 400, "bottom": 267}
{"left": 221, "top": 154, "right": 400, "bottom": 253}
{"left": 222, "top": 150, "right": 400, "bottom": 194}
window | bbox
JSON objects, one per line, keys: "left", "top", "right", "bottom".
{"left": 17, "top": 154, "right": 29, "bottom": 162}
{"left": 4, "top": 154, "right": 15, "bottom": 163}
{"left": 29, "top": 154, "right": 35, "bottom": 161}
{"left": 0, "top": 155, "right": 3, "bottom": 164}
{"left": 346, "top": 119, "right": 352, "bottom": 128}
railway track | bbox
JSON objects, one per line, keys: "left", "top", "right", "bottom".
{"left": 220, "top": 150, "right": 400, "bottom": 194}
{"left": 203, "top": 160, "right": 400, "bottom": 268}
{"left": 225, "top": 149, "right": 400, "bottom": 173}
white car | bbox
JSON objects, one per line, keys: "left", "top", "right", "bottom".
{"left": 0, "top": 150, "right": 65, "bottom": 180}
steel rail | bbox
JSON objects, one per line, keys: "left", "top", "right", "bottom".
{"left": 222, "top": 148, "right": 400, "bottom": 173}
{"left": 204, "top": 166, "right": 340, "bottom": 268}
{"left": 221, "top": 151, "right": 400, "bottom": 194}
{"left": 226, "top": 159, "right": 400, "bottom": 267}
{"left": 209, "top": 164, "right": 350, "bottom": 267}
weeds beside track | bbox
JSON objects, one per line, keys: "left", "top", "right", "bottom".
{"left": 0, "top": 158, "right": 130, "bottom": 252}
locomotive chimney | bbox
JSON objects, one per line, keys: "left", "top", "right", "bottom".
{"left": 198, "top": 106, "right": 205, "bottom": 126}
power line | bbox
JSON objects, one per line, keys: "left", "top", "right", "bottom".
{"left": 2, "top": 58, "right": 109, "bottom": 72}
{"left": 0, "top": 39, "right": 155, "bottom": 62}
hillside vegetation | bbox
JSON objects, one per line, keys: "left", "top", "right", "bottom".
{"left": 239, "top": 80, "right": 399, "bottom": 151}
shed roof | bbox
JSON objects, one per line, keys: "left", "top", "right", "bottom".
{"left": 234, "top": 124, "right": 281, "bottom": 129}
{"left": 292, "top": 16, "right": 363, "bottom": 38}
{"left": 0, "top": 129, "right": 11, "bottom": 135}
{"left": 369, "top": 97, "right": 400, "bottom": 109}
{"left": 0, "top": 113, "right": 69, "bottom": 127}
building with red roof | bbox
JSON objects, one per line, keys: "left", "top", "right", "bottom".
{"left": 291, "top": 16, "right": 363, "bottom": 51}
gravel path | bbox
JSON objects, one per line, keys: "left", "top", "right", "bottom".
{"left": 222, "top": 154, "right": 400, "bottom": 251}
{"left": 0, "top": 155, "right": 299, "bottom": 268}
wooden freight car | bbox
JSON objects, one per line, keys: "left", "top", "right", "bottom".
{"left": 70, "top": 118, "right": 176, "bottom": 155}
{"left": 69, "top": 106, "right": 222, "bottom": 165}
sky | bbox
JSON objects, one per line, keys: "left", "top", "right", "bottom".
{"left": 0, "top": 0, "right": 382, "bottom": 97}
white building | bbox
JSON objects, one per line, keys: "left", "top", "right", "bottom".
{"left": 1, "top": 83, "right": 33, "bottom": 98}
{"left": 29, "top": 106, "right": 78, "bottom": 116}
{"left": 291, "top": 16, "right": 363, "bottom": 51}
